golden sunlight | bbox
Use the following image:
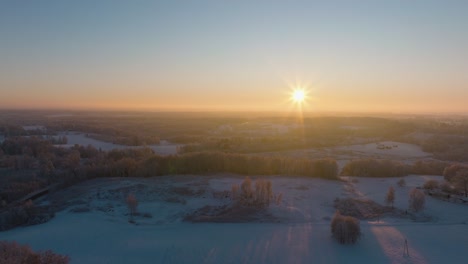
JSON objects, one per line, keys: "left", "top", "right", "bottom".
{"left": 292, "top": 89, "right": 306, "bottom": 103}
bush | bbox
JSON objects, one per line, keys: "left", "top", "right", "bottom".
{"left": 440, "top": 182, "right": 455, "bottom": 193}
{"left": 0, "top": 203, "right": 54, "bottom": 231}
{"left": 409, "top": 188, "right": 425, "bottom": 212}
{"left": 385, "top": 186, "right": 395, "bottom": 207}
{"left": 126, "top": 194, "right": 138, "bottom": 216}
{"left": 331, "top": 211, "right": 361, "bottom": 244}
{"left": 0, "top": 241, "right": 69, "bottom": 264}
{"left": 423, "top": 180, "right": 439, "bottom": 190}
{"left": 397, "top": 178, "right": 406, "bottom": 187}
{"left": 231, "top": 177, "right": 274, "bottom": 208}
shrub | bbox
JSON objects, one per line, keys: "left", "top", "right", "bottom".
{"left": 440, "top": 182, "right": 455, "bottom": 193}
{"left": 331, "top": 211, "right": 361, "bottom": 244}
{"left": 0, "top": 203, "right": 54, "bottom": 231}
{"left": 126, "top": 194, "right": 138, "bottom": 216}
{"left": 232, "top": 177, "right": 275, "bottom": 208}
{"left": 275, "top": 193, "right": 283, "bottom": 205}
{"left": 231, "top": 184, "right": 239, "bottom": 201}
{"left": 423, "top": 180, "right": 439, "bottom": 190}
{"left": 385, "top": 186, "right": 395, "bottom": 207}
{"left": 409, "top": 188, "right": 425, "bottom": 212}
{"left": 0, "top": 241, "right": 69, "bottom": 264}
{"left": 397, "top": 178, "right": 406, "bottom": 187}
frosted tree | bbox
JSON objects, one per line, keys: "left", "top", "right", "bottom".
{"left": 385, "top": 186, "right": 395, "bottom": 208}
{"left": 126, "top": 193, "right": 138, "bottom": 220}
{"left": 409, "top": 188, "right": 425, "bottom": 212}
{"left": 331, "top": 211, "right": 361, "bottom": 244}
{"left": 453, "top": 169, "right": 468, "bottom": 197}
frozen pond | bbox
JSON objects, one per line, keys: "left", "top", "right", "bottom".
{"left": 57, "top": 131, "right": 180, "bottom": 155}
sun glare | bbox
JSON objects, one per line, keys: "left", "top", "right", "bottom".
{"left": 292, "top": 89, "right": 306, "bottom": 103}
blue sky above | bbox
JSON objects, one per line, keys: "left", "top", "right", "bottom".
{"left": 1, "top": 0, "right": 467, "bottom": 112}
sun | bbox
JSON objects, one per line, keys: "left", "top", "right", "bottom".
{"left": 292, "top": 89, "right": 306, "bottom": 103}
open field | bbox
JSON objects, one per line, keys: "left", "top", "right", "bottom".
{"left": 2, "top": 174, "right": 467, "bottom": 263}
{"left": 1, "top": 112, "right": 468, "bottom": 263}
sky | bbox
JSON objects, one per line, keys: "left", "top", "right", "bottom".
{"left": 1, "top": 0, "right": 467, "bottom": 113}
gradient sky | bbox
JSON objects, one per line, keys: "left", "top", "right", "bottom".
{"left": 1, "top": 0, "right": 467, "bottom": 113}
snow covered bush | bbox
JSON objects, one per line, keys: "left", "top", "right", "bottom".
{"left": 440, "top": 182, "right": 455, "bottom": 193}
{"left": 0, "top": 241, "right": 69, "bottom": 264}
{"left": 126, "top": 194, "right": 138, "bottom": 216}
{"left": 423, "top": 180, "right": 439, "bottom": 190}
{"left": 397, "top": 178, "right": 406, "bottom": 187}
{"left": 231, "top": 177, "right": 275, "bottom": 208}
{"left": 409, "top": 188, "right": 425, "bottom": 212}
{"left": 385, "top": 186, "right": 395, "bottom": 207}
{"left": 330, "top": 211, "right": 361, "bottom": 244}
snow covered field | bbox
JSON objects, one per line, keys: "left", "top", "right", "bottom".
{"left": 334, "top": 141, "right": 431, "bottom": 159}
{"left": 56, "top": 132, "right": 180, "bottom": 155}
{"left": 2, "top": 175, "right": 467, "bottom": 263}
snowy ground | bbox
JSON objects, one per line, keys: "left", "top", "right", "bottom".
{"left": 333, "top": 141, "right": 430, "bottom": 159}
{"left": 2, "top": 175, "right": 467, "bottom": 264}
{"left": 56, "top": 131, "right": 180, "bottom": 155}
{"left": 261, "top": 141, "right": 431, "bottom": 171}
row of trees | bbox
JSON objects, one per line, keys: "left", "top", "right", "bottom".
{"left": 139, "top": 153, "right": 338, "bottom": 179}
{"left": 342, "top": 158, "right": 465, "bottom": 180}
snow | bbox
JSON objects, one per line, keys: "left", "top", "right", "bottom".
{"left": 56, "top": 132, "right": 180, "bottom": 155}
{"left": 334, "top": 141, "right": 431, "bottom": 159}
{"left": 22, "top": 125, "right": 46, "bottom": 131}
{"left": 1, "top": 175, "right": 467, "bottom": 263}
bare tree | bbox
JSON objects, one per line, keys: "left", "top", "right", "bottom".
{"left": 126, "top": 194, "right": 138, "bottom": 220}
{"left": 231, "top": 184, "right": 239, "bottom": 201}
{"left": 385, "top": 186, "right": 395, "bottom": 208}
{"left": 409, "top": 188, "right": 425, "bottom": 212}
{"left": 453, "top": 169, "right": 468, "bottom": 197}
{"left": 232, "top": 177, "right": 275, "bottom": 208}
